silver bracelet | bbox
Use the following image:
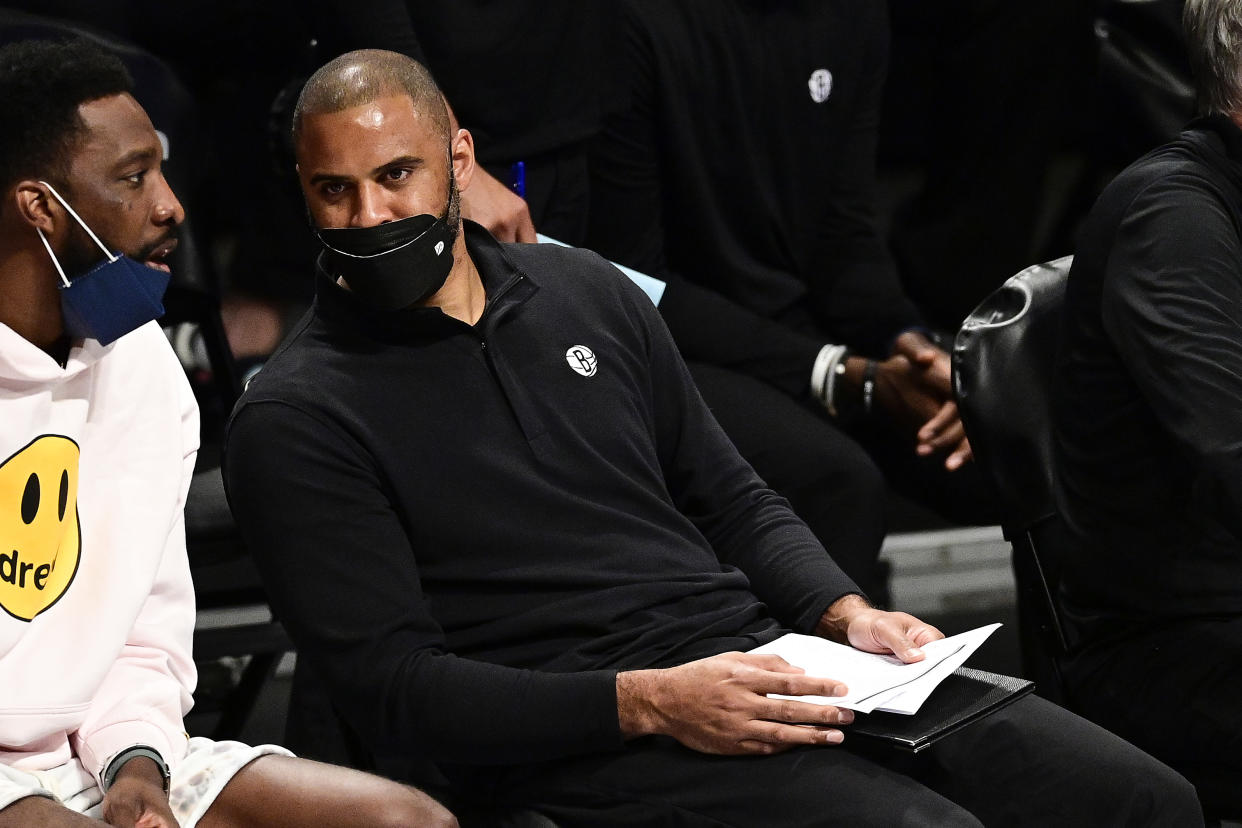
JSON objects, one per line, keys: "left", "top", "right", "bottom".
{"left": 825, "top": 351, "right": 850, "bottom": 417}
{"left": 811, "top": 344, "right": 849, "bottom": 417}
{"left": 810, "top": 344, "right": 834, "bottom": 402}
{"left": 861, "top": 359, "right": 878, "bottom": 414}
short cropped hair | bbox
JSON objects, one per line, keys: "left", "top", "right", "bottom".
{"left": 292, "top": 49, "right": 450, "bottom": 154}
{"left": 1185, "top": 0, "right": 1242, "bottom": 116}
{"left": 0, "top": 39, "right": 132, "bottom": 193}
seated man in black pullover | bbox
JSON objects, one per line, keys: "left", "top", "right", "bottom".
{"left": 1052, "top": 0, "right": 1242, "bottom": 801}
{"left": 224, "top": 49, "right": 1201, "bottom": 827}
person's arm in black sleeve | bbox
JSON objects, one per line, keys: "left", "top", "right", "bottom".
{"left": 1101, "top": 178, "right": 1242, "bottom": 543}
{"left": 801, "top": 4, "right": 923, "bottom": 357}
{"left": 604, "top": 276, "right": 942, "bottom": 753}
{"left": 589, "top": 273, "right": 933, "bottom": 756}
{"left": 224, "top": 400, "right": 620, "bottom": 765}
{"left": 658, "top": 277, "right": 826, "bottom": 399}
{"left": 611, "top": 279, "right": 859, "bottom": 630}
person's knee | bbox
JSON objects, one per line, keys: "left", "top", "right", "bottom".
{"left": 850, "top": 790, "right": 983, "bottom": 828}
{"left": 1121, "top": 761, "right": 1202, "bottom": 827}
{"left": 990, "top": 697, "right": 1203, "bottom": 826}
{"left": 803, "top": 431, "right": 884, "bottom": 500}
{"left": 780, "top": 435, "right": 885, "bottom": 528}
{"left": 367, "top": 787, "right": 458, "bottom": 828}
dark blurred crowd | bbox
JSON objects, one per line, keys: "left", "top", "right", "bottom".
{"left": 0, "top": 0, "right": 1196, "bottom": 599}
{"left": 0, "top": 1, "right": 1193, "bottom": 329}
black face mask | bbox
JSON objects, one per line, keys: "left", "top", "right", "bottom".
{"left": 317, "top": 212, "right": 456, "bottom": 311}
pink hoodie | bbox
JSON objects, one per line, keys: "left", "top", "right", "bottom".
{"left": 0, "top": 320, "right": 198, "bottom": 803}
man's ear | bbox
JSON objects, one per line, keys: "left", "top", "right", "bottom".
{"left": 451, "top": 128, "right": 476, "bottom": 194}
{"left": 12, "top": 181, "right": 57, "bottom": 234}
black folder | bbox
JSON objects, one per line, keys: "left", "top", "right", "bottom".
{"left": 848, "top": 666, "right": 1034, "bottom": 753}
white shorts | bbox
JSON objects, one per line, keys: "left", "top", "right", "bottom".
{"left": 0, "top": 737, "right": 292, "bottom": 826}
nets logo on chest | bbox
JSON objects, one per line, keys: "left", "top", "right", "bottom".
{"left": 0, "top": 436, "right": 81, "bottom": 621}
{"left": 565, "top": 345, "right": 599, "bottom": 378}
{"left": 808, "top": 68, "right": 834, "bottom": 103}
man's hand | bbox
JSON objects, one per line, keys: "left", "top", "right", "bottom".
{"left": 891, "top": 331, "right": 951, "bottom": 393}
{"left": 617, "top": 652, "right": 856, "bottom": 755}
{"left": 460, "top": 166, "right": 537, "bottom": 243}
{"left": 869, "top": 353, "right": 943, "bottom": 430}
{"left": 816, "top": 594, "right": 943, "bottom": 662}
{"left": 101, "top": 758, "right": 177, "bottom": 828}
{"left": 915, "top": 400, "right": 972, "bottom": 470}
{"left": 885, "top": 331, "right": 974, "bottom": 469}
{"left": 442, "top": 96, "right": 538, "bottom": 243}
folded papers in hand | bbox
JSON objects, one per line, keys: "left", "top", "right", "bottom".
{"left": 749, "top": 623, "right": 1002, "bottom": 714}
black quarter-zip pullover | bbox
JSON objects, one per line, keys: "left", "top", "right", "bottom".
{"left": 226, "top": 223, "right": 857, "bottom": 768}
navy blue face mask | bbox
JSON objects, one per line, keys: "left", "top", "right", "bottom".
{"left": 317, "top": 212, "right": 457, "bottom": 311}
{"left": 36, "top": 181, "right": 169, "bottom": 346}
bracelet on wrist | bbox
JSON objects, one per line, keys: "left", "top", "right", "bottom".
{"left": 827, "top": 358, "right": 849, "bottom": 417}
{"left": 861, "top": 359, "right": 878, "bottom": 415}
{"left": 810, "top": 344, "right": 850, "bottom": 417}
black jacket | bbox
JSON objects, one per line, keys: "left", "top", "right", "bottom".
{"left": 1053, "top": 115, "right": 1242, "bottom": 634}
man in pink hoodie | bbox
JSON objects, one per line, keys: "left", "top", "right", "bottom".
{"left": 0, "top": 38, "right": 456, "bottom": 828}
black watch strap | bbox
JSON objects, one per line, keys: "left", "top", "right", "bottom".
{"left": 102, "top": 745, "right": 170, "bottom": 794}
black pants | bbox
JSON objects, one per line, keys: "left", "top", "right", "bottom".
{"left": 687, "top": 362, "right": 1000, "bottom": 603}
{"left": 1064, "top": 615, "right": 1242, "bottom": 816}
{"left": 490, "top": 695, "right": 1201, "bottom": 827}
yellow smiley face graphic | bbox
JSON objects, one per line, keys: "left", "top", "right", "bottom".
{"left": 0, "top": 436, "right": 81, "bottom": 621}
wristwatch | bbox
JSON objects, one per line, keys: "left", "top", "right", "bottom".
{"left": 102, "top": 745, "right": 171, "bottom": 795}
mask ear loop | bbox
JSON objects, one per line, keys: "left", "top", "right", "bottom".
{"left": 35, "top": 227, "right": 72, "bottom": 289}
{"left": 36, "top": 181, "right": 119, "bottom": 284}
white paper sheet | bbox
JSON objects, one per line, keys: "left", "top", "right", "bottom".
{"left": 750, "top": 623, "right": 1001, "bottom": 714}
